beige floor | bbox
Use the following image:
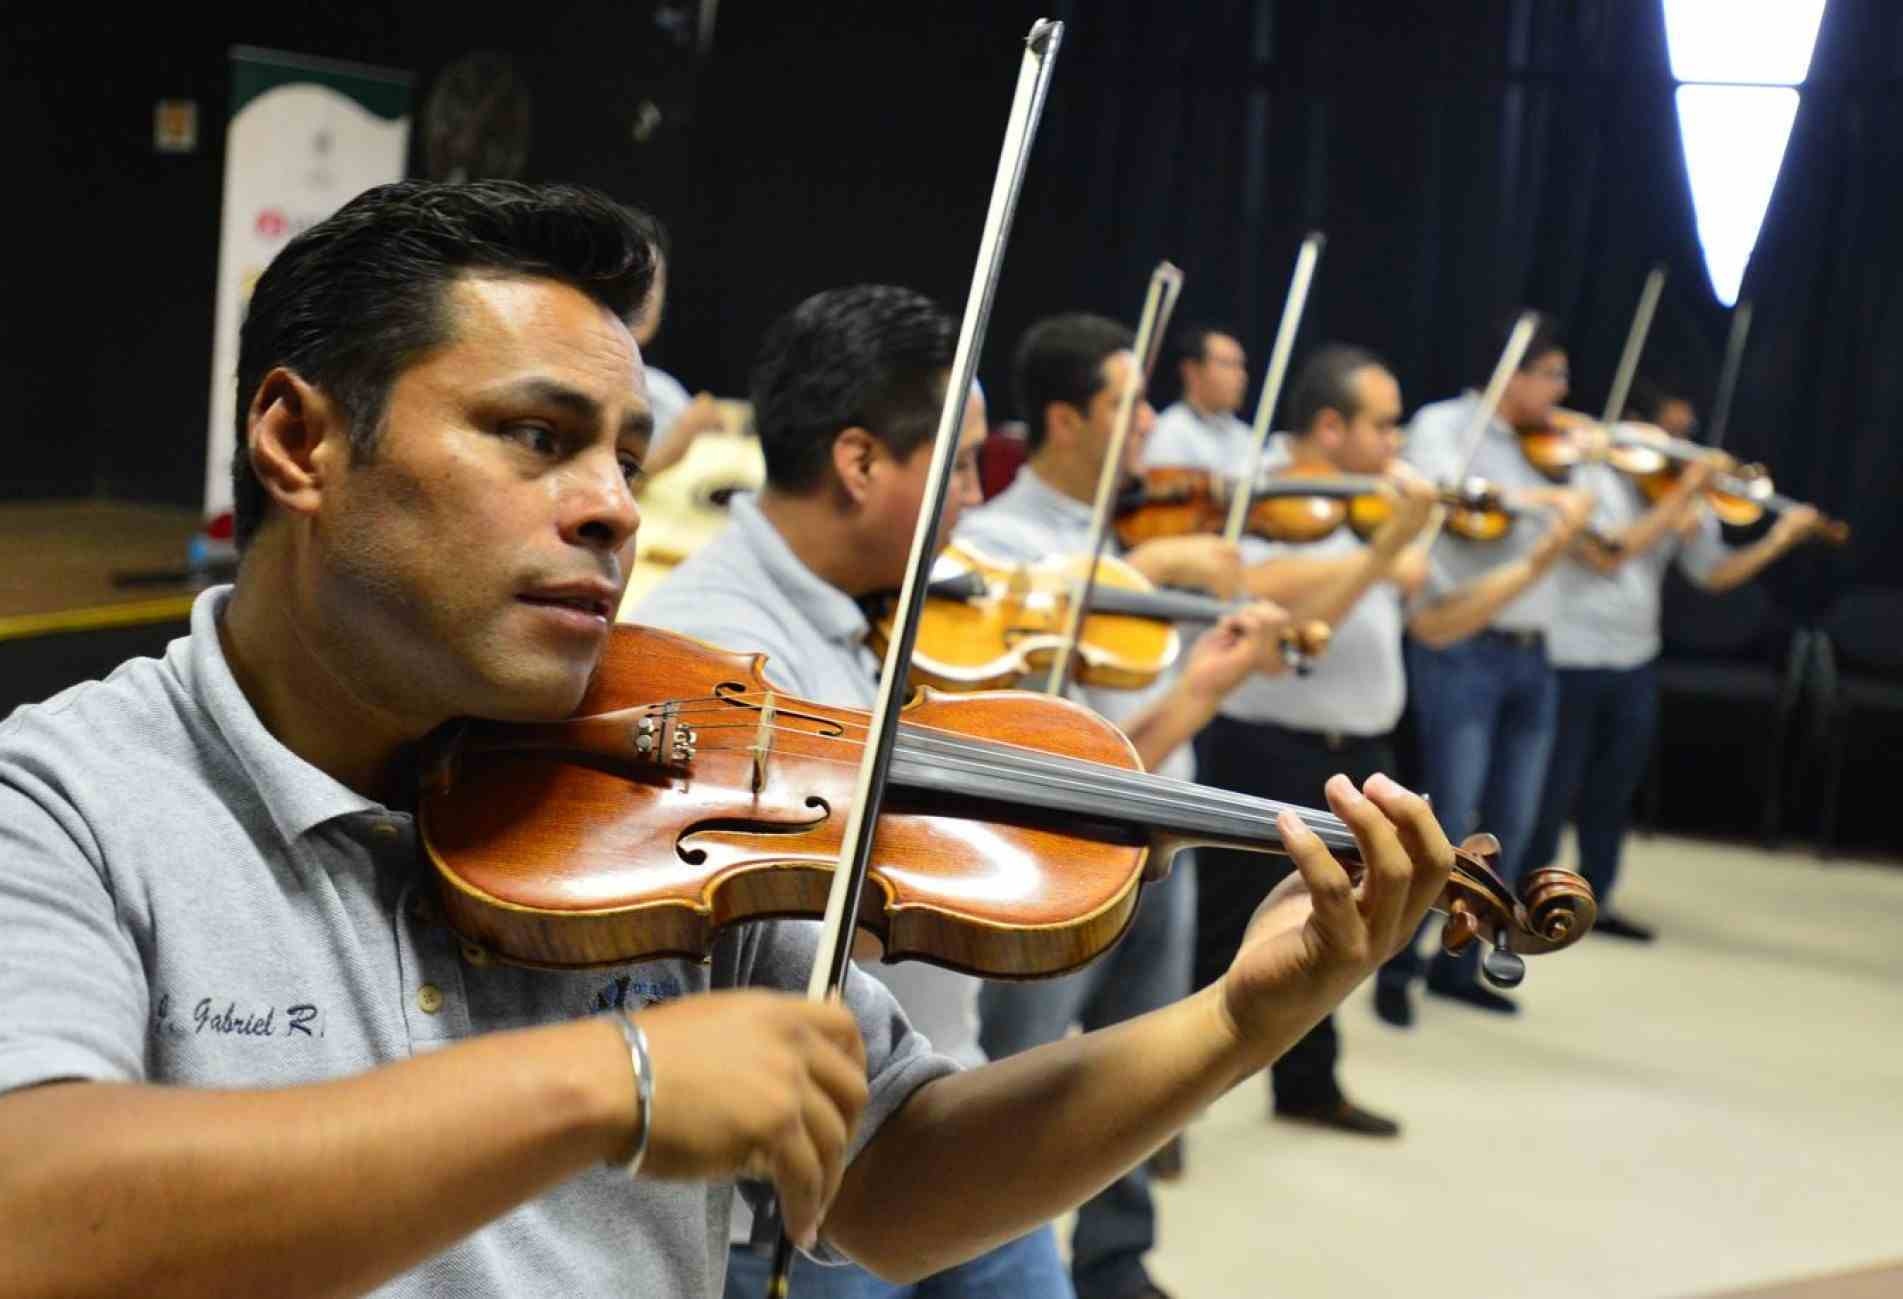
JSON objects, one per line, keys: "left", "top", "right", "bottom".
{"left": 1121, "top": 833, "right": 1903, "bottom": 1299}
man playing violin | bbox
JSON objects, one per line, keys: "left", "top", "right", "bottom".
{"left": 0, "top": 181, "right": 1456, "bottom": 1299}
{"left": 1526, "top": 383, "right": 1823, "bottom": 943}
{"left": 1192, "top": 344, "right": 1438, "bottom": 1140}
{"left": 1373, "top": 310, "right": 1595, "bottom": 1026}
{"left": 956, "top": 312, "right": 1306, "bottom": 1299}
{"left": 1145, "top": 324, "right": 1253, "bottom": 471}
{"left": 632, "top": 284, "right": 1288, "bottom": 1298}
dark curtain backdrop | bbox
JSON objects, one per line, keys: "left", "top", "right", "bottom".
{"left": 678, "top": 0, "right": 1901, "bottom": 608}
{"left": 3, "top": 2, "right": 1898, "bottom": 846}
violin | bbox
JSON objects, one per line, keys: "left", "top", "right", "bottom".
{"left": 867, "top": 542, "right": 1332, "bottom": 693}
{"left": 1117, "top": 464, "right": 1542, "bottom": 548}
{"left": 419, "top": 624, "right": 1596, "bottom": 983}
{"left": 1517, "top": 409, "right": 1849, "bottom": 545}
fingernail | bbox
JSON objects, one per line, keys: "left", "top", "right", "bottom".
{"left": 1366, "top": 772, "right": 1399, "bottom": 798}
{"left": 1277, "top": 808, "right": 1313, "bottom": 842}
{"left": 1326, "top": 773, "right": 1362, "bottom": 803}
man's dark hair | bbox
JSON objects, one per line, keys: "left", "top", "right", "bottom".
{"left": 1477, "top": 307, "right": 1565, "bottom": 383}
{"left": 1013, "top": 313, "right": 1134, "bottom": 452}
{"left": 748, "top": 284, "right": 956, "bottom": 493}
{"left": 624, "top": 206, "right": 671, "bottom": 263}
{"left": 232, "top": 179, "right": 656, "bottom": 547}
{"left": 1626, "top": 376, "right": 1691, "bottom": 422}
{"left": 1169, "top": 323, "right": 1225, "bottom": 371}
{"left": 1287, "top": 344, "right": 1390, "bottom": 434}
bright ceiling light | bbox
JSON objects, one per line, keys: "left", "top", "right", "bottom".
{"left": 1663, "top": 0, "right": 1825, "bottom": 84}
{"left": 1675, "top": 85, "right": 1800, "bottom": 306}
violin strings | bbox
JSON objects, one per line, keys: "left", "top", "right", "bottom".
{"left": 643, "top": 706, "right": 1358, "bottom": 842}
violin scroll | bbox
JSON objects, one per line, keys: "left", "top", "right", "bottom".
{"left": 1431, "top": 832, "right": 1596, "bottom": 984}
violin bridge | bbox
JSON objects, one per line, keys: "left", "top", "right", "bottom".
{"left": 633, "top": 704, "right": 698, "bottom": 770}
{"left": 750, "top": 693, "right": 777, "bottom": 795}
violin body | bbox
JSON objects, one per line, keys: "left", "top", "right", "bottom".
{"left": 872, "top": 542, "right": 1183, "bottom": 692}
{"left": 1113, "top": 467, "right": 1227, "bottom": 547}
{"left": 421, "top": 625, "right": 1152, "bottom": 975}
{"left": 420, "top": 626, "right": 1595, "bottom": 982}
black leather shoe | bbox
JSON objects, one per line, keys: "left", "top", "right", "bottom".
{"left": 1594, "top": 911, "right": 1656, "bottom": 942}
{"left": 1275, "top": 1098, "right": 1402, "bottom": 1138}
{"left": 1373, "top": 983, "right": 1414, "bottom": 1027}
{"left": 1425, "top": 977, "right": 1518, "bottom": 1015}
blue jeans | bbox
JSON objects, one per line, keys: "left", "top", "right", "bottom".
{"left": 976, "top": 855, "right": 1195, "bottom": 1299}
{"left": 1379, "top": 635, "right": 1558, "bottom": 993}
{"left": 722, "top": 1225, "right": 1073, "bottom": 1299}
{"left": 1525, "top": 660, "right": 1660, "bottom": 906}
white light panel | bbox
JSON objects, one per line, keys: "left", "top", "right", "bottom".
{"left": 1663, "top": 0, "right": 1825, "bottom": 85}
{"left": 1675, "top": 85, "right": 1800, "bottom": 306}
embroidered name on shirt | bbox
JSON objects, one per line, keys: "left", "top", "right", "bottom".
{"left": 591, "top": 974, "right": 683, "bottom": 1014}
{"left": 151, "top": 993, "right": 325, "bottom": 1040}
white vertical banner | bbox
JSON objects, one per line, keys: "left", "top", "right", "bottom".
{"left": 203, "top": 47, "right": 411, "bottom": 527}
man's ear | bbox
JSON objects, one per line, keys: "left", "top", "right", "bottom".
{"left": 1312, "top": 407, "right": 1347, "bottom": 453}
{"left": 829, "top": 426, "right": 880, "bottom": 506}
{"left": 1042, "top": 401, "right": 1083, "bottom": 452}
{"left": 246, "top": 368, "right": 348, "bottom": 523}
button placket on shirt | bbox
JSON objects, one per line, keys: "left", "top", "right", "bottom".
{"left": 375, "top": 816, "right": 472, "bottom": 1048}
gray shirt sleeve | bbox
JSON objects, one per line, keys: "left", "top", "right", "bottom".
{"left": 0, "top": 775, "right": 148, "bottom": 1094}
{"left": 1674, "top": 509, "right": 1731, "bottom": 585}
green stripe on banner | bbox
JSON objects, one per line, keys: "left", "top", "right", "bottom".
{"left": 231, "top": 46, "right": 411, "bottom": 120}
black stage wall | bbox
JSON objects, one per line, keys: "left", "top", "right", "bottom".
{"left": 4, "top": 1, "right": 1898, "bottom": 851}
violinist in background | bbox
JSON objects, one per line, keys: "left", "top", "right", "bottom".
{"left": 638, "top": 284, "right": 1246, "bottom": 1298}
{"left": 624, "top": 209, "right": 727, "bottom": 478}
{"left": 1192, "top": 344, "right": 1437, "bottom": 1140}
{"left": 1373, "top": 310, "right": 1595, "bottom": 1027}
{"left": 956, "top": 313, "right": 1302, "bottom": 1299}
{"left": 1144, "top": 323, "right": 1254, "bottom": 470}
{"left": 1525, "top": 380, "right": 1823, "bottom": 943}
{"left": 0, "top": 182, "right": 1465, "bottom": 1299}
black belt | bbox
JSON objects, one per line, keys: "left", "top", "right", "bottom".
{"left": 1227, "top": 716, "right": 1387, "bottom": 753}
{"left": 1479, "top": 627, "right": 1545, "bottom": 652}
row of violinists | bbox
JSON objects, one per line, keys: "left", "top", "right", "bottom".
{"left": 617, "top": 203, "right": 1842, "bottom": 1298}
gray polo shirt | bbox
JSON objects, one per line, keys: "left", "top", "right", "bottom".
{"left": 632, "top": 494, "right": 987, "bottom": 1071}
{"left": 1144, "top": 400, "right": 1254, "bottom": 474}
{"left": 645, "top": 363, "right": 693, "bottom": 456}
{"left": 954, "top": 466, "right": 1197, "bottom": 785}
{"left": 1547, "top": 461, "right": 1729, "bottom": 670}
{"left": 1403, "top": 392, "right": 1568, "bottom": 636}
{"left": 0, "top": 586, "right": 952, "bottom": 1299}
{"left": 1222, "top": 436, "right": 1406, "bottom": 736}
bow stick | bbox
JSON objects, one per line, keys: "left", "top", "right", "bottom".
{"left": 1707, "top": 298, "right": 1753, "bottom": 454}
{"left": 1415, "top": 310, "right": 1538, "bottom": 550}
{"left": 1042, "top": 260, "right": 1184, "bottom": 697}
{"left": 1599, "top": 264, "right": 1666, "bottom": 432}
{"left": 762, "top": 18, "right": 1064, "bottom": 1298}
{"left": 1222, "top": 231, "right": 1326, "bottom": 544}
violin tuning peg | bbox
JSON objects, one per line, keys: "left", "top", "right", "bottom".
{"left": 1481, "top": 941, "right": 1526, "bottom": 989}
{"left": 1440, "top": 906, "right": 1481, "bottom": 954}
{"left": 1459, "top": 832, "right": 1503, "bottom": 872}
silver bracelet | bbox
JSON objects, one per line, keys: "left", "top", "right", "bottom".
{"left": 604, "top": 1011, "right": 653, "bottom": 1177}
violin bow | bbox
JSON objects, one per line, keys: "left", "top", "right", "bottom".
{"left": 1707, "top": 298, "right": 1753, "bottom": 455}
{"left": 1600, "top": 263, "right": 1666, "bottom": 432}
{"left": 1043, "top": 260, "right": 1184, "bottom": 697}
{"left": 1416, "top": 309, "right": 1538, "bottom": 550}
{"left": 1222, "top": 232, "right": 1326, "bottom": 545}
{"left": 762, "top": 19, "right": 1064, "bottom": 1298}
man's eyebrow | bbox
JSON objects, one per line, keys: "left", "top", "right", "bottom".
{"left": 486, "top": 377, "right": 652, "bottom": 444}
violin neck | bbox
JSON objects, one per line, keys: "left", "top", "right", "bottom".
{"left": 1251, "top": 475, "right": 1384, "bottom": 502}
{"left": 1088, "top": 585, "right": 1232, "bottom": 625}
{"left": 889, "top": 726, "right": 1358, "bottom": 861}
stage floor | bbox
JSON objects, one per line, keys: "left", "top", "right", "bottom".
{"left": 0, "top": 499, "right": 206, "bottom": 639}
{"left": 1129, "top": 832, "right": 1903, "bottom": 1299}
